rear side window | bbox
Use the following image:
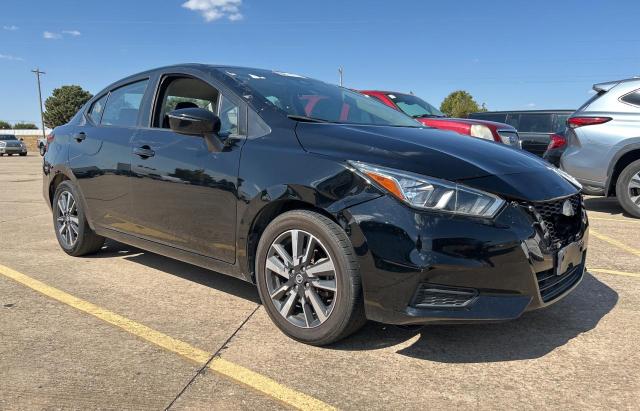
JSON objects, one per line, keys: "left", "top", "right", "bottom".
{"left": 517, "top": 114, "right": 553, "bottom": 133}
{"left": 471, "top": 113, "right": 507, "bottom": 123}
{"left": 621, "top": 89, "right": 640, "bottom": 107}
{"left": 101, "top": 80, "right": 149, "bottom": 127}
{"left": 88, "top": 95, "right": 107, "bottom": 124}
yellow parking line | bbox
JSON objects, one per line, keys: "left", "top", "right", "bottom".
{"left": 0, "top": 263, "right": 335, "bottom": 411}
{"left": 590, "top": 229, "right": 640, "bottom": 258}
{"left": 589, "top": 268, "right": 640, "bottom": 278}
{"left": 590, "top": 216, "right": 640, "bottom": 224}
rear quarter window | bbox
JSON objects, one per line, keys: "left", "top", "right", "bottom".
{"left": 620, "top": 89, "right": 640, "bottom": 107}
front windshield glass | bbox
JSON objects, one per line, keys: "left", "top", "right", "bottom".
{"left": 226, "top": 68, "right": 420, "bottom": 127}
{"left": 387, "top": 93, "right": 444, "bottom": 118}
{"left": 0, "top": 135, "right": 18, "bottom": 141}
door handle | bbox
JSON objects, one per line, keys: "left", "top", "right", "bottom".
{"left": 74, "top": 132, "right": 86, "bottom": 142}
{"left": 133, "top": 145, "right": 155, "bottom": 159}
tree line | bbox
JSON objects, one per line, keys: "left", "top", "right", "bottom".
{"left": 1, "top": 85, "right": 488, "bottom": 131}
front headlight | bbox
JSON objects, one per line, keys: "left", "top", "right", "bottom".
{"left": 350, "top": 161, "right": 505, "bottom": 218}
{"left": 469, "top": 124, "right": 495, "bottom": 141}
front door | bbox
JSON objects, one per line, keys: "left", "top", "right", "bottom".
{"left": 129, "top": 75, "right": 245, "bottom": 263}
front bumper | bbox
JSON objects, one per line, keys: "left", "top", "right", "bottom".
{"left": 344, "top": 195, "right": 588, "bottom": 325}
{"left": 0, "top": 146, "right": 27, "bottom": 154}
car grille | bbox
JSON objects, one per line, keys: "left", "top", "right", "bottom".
{"left": 525, "top": 194, "right": 583, "bottom": 250}
{"left": 536, "top": 258, "right": 584, "bottom": 302}
{"left": 411, "top": 285, "right": 478, "bottom": 308}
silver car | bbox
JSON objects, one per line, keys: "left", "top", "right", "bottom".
{"left": 561, "top": 77, "right": 640, "bottom": 218}
{"left": 0, "top": 135, "right": 28, "bottom": 156}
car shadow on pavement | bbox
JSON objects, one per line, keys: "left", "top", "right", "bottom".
{"left": 333, "top": 273, "right": 617, "bottom": 363}
{"left": 584, "top": 197, "right": 629, "bottom": 217}
{"left": 94, "top": 239, "right": 261, "bottom": 304}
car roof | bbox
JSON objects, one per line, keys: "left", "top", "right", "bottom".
{"left": 593, "top": 77, "right": 640, "bottom": 92}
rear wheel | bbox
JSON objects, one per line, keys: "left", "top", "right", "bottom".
{"left": 255, "top": 210, "right": 366, "bottom": 345}
{"left": 616, "top": 159, "right": 640, "bottom": 218}
{"left": 19, "top": 153, "right": 26, "bottom": 156}
{"left": 53, "top": 181, "right": 105, "bottom": 256}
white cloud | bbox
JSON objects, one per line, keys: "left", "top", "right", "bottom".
{"left": 3, "top": 25, "right": 19, "bottom": 31}
{"left": 182, "top": 0, "right": 243, "bottom": 22}
{"left": 0, "top": 53, "right": 24, "bottom": 61}
{"left": 526, "top": 102, "right": 536, "bottom": 107}
{"left": 62, "top": 30, "right": 81, "bottom": 36}
{"left": 43, "top": 31, "right": 62, "bottom": 40}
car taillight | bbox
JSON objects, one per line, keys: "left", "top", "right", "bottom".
{"left": 45, "top": 133, "right": 55, "bottom": 148}
{"left": 567, "top": 116, "right": 612, "bottom": 129}
{"left": 547, "top": 133, "right": 566, "bottom": 150}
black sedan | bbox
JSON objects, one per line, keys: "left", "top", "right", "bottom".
{"left": 43, "top": 64, "right": 588, "bottom": 345}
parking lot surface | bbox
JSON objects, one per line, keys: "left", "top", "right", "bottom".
{"left": 1, "top": 154, "right": 639, "bottom": 410}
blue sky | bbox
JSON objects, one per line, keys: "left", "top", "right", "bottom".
{"left": 1, "top": 0, "right": 639, "bottom": 125}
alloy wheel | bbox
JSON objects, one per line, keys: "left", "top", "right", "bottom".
{"left": 629, "top": 171, "right": 640, "bottom": 208}
{"left": 56, "top": 191, "right": 80, "bottom": 248}
{"left": 265, "top": 229, "right": 337, "bottom": 328}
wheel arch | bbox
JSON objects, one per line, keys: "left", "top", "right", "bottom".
{"left": 243, "top": 198, "right": 343, "bottom": 284}
{"left": 607, "top": 146, "right": 640, "bottom": 196}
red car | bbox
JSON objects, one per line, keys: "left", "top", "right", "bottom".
{"left": 359, "top": 90, "right": 521, "bottom": 148}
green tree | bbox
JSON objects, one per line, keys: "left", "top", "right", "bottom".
{"left": 440, "top": 90, "right": 487, "bottom": 118}
{"left": 0, "top": 120, "right": 11, "bottom": 129}
{"left": 43, "top": 85, "right": 92, "bottom": 128}
{"left": 13, "top": 122, "right": 38, "bottom": 129}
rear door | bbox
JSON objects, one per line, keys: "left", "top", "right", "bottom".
{"left": 69, "top": 78, "right": 149, "bottom": 231}
{"left": 128, "top": 72, "right": 246, "bottom": 263}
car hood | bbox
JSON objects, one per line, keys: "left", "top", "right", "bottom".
{"left": 295, "top": 123, "right": 578, "bottom": 202}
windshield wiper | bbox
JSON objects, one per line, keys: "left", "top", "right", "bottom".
{"left": 287, "top": 115, "right": 330, "bottom": 123}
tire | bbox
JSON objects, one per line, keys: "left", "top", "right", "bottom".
{"left": 255, "top": 210, "right": 366, "bottom": 346}
{"left": 8, "top": 153, "right": 13, "bottom": 156}
{"left": 40, "top": 145, "right": 46, "bottom": 156}
{"left": 19, "top": 153, "right": 27, "bottom": 156}
{"left": 52, "top": 181, "right": 105, "bottom": 256}
{"left": 616, "top": 159, "right": 640, "bottom": 218}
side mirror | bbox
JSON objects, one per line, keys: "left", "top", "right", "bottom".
{"left": 168, "top": 107, "right": 224, "bottom": 152}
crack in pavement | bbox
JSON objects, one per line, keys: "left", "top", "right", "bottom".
{"left": 164, "top": 304, "right": 262, "bottom": 410}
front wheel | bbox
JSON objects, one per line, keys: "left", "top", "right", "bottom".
{"left": 52, "top": 181, "right": 105, "bottom": 256}
{"left": 255, "top": 210, "right": 366, "bottom": 346}
{"left": 616, "top": 159, "right": 640, "bottom": 218}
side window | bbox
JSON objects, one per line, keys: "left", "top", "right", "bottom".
{"left": 506, "top": 114, "right": 520, "bottom": 129}
{"left": 218, "top": 95, "right": 240, "bottom": 137}
{"left": 88, "top": 94, "right": 108, "bottom": 124}
{"left": 518, "top": 114, "right": 553, "bottom": 133}
{"left": 621, "top": 89, "right": 640, "bottom": 107}
{"left": 154, "top": 77, "right": 219, "bottom": 128}
{"left": 101, "top": 80, "right": 149, "bottom": 127}
{"left": 554, "top": 114, "right": 570, "bottom": 132}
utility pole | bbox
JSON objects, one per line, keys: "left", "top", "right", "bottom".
{"left": 338, "top": 67, "right": 343, "bottom": 87}
{"left": 32, "top": 68, "right": 46, "bottom": 140}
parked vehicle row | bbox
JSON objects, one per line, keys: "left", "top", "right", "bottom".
{"left": 469, "top": 110, "right": 573, "bottom": 157}
{"left": 360, "top": 91, "right": 521, "bottom": 147}
{"left": 43, "top": 64, "right": 588, "bottom": 345}
{"left": 0, "top": 134, "right": 28, "bottom": 156}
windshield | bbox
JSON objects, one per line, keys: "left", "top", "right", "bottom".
{"left": 387, "top": 93, "right": 444, "bottom": 118}
{"left": 0, "top": 135, "right": 18, "bottom": 141}
{"left": 226, "top": 68, "right": 420, "bottom": 127}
